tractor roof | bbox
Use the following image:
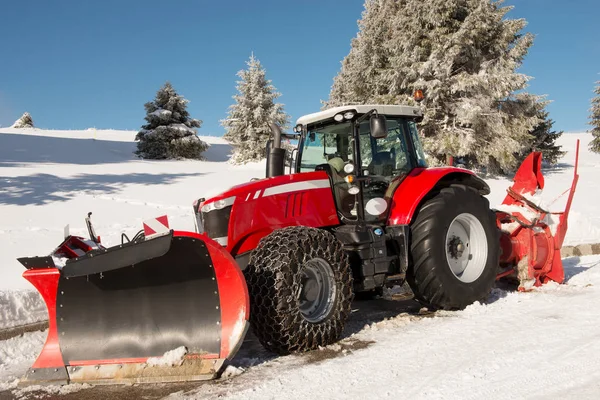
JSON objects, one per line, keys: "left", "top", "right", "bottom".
{"left": 296, "top": 104, "right": 423, "bottom": 126}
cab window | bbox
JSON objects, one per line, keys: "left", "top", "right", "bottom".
{"left": 300, "top": 122, "right": 353, "bottom": 171}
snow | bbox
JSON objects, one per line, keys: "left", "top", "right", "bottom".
{"left": 146, "top": 346, "right": 187, "bottom": 367}
{"left": 169, "top": 255, "right": 600, "bottom": 400}
{"left": 169, "top": 123, "right": 197, "bottom": 134}
{"left": 51, "top": 255, "right": 68, "bottom": 269}
{"left": 150, "top": 108, "right": 173, "bottom": 118}
{"left": 11, "top": 383, "right": 92, "bottom": 398}
{"left": 0, "top": 291, "right": 47, "bottom": 330}
{"left": 0, "top": 330, "right": 45, "bottom": 390}
{"left": 0, "top": 128, "right": 599, "bottom": 398}
{"left": 221, "top": 365, "right": 245, "bottom": 379}
{"left": 0, "top": 127, "right": 262, "bottom": 329}
{"left": 494, "top": 203, "right": 540, "bottom": 222}
{"left": 521, "top": 189, "right": 548, "bottom": 209}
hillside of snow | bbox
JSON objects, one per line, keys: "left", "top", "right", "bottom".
{"left": 0, "top": 128, "right": 263, "bottom": 329}
{"left": 0, "top": 128, "right": 599, "bottom": 399}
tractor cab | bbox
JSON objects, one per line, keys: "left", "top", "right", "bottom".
{"left": 292, "top": 105, "right": 426, "bottom": 222}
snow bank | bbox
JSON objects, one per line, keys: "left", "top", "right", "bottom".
{"left": 0, "top": 330, "right": 45, "bottom": 368}
{"left": 0, "top": 290, "right": 46, "bottom": 330}
{"left": 0, "top": 330, "right": 46, "bottom": 391}
{"left": 11, "top": 383, "right": 92, "bottom": 398}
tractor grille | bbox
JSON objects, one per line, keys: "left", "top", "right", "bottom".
{"left": 202, "top": 206, "right": 231, "bottom": 246}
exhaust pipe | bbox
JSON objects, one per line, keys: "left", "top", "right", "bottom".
{"left": 266, "top": 123, "right": 286, "bottom": 178}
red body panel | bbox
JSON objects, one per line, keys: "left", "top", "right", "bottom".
{"left": 202, "top": 171, "right": 339, "bottom": 256}
{"left": 174, "top": 231, "right": 249, "bottom": 359}
{"left": 386, "top": 167, "right": 477, "bottom": 225}
{"left": 22, "top": 268, "right": 65, "bottom": 369}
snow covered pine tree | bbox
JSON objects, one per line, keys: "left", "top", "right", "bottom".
{"left": 590, "top": 80, "right": 600, "bottom": 154}
{"left": 12, "top": 112, "right": 34, "bottom": 128}
{"left": 222, "top": 54, "right": 290, "bottom": 164}
{"left": 135, "top": 82, "right": 207, "bottom": 159}
{"left": 327, "top": 0, "right": 546, "bottom": 173}
{"left": 521, "top": 106, "right": 565, "bottom": 165}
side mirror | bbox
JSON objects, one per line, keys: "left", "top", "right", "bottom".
{"left": 370, "top": 114, "right": 388, "bottom": 139}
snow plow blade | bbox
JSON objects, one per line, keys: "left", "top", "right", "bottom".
{"left": 496, "top": 140, "right": 580, "bottom": 290}
{"left": 18, "top": 231, "right": 249, "bottom": 385}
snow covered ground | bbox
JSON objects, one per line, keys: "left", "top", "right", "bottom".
{"left": 172, "top": 255, "right": 600, "bottom": 400}
{"left": 0, "top": 128, "right": 599, "bottom": 399}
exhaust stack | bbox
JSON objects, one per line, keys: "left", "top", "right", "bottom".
{"left": 266, "top": 123, "right": 286, "bottom": 178}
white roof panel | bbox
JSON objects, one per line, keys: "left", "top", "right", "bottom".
{"left": 296, "top": 104, "right": 422, "bottom": 126}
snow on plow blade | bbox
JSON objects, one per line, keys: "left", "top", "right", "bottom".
{"left": 496, "top": 140, "right": 580, "bottom": 290}
{"left": 17, "top": 231, "right": 249, "bottom": 385}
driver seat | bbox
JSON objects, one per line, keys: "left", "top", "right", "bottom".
{"left": 369, "top": 151, "right": 395, "bottom": 177}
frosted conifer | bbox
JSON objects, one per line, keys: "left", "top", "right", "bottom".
{"left": 590, "top": 80, "right": 600, "bottom": 154}
{"left": 328, "top": 0, "right": 543, "bottom": 173}
{"left": 327, "top": 0, "right": 396, "bottom": 107}
{"left": 222, "top": 55, "right": 290, "bottom": 164}
{"left": 518, "top": 104, "right": 565, "bottom": 165}
{"left": 12, "top": 112, "right": 34, "bottom": 128}
{"left": 135, "top": 82, "right": 207, "bottom": 160}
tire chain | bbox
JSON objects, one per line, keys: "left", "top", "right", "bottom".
{"left": 245, "top": 226, "right": 353, "bottom": 355}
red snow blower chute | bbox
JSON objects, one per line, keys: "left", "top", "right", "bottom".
{"left": 495, "top": 141, "right": 580, "bottom": 290}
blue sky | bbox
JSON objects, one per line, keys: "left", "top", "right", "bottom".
{"left": 0, "top": 0, "right": 598, "bottom": 134}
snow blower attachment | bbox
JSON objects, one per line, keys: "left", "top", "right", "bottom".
{"left": 17, "top": 215, "right": 249, "bottom": 385}
{"left": 496, "top": 140, "right": 580, "bottom": 290}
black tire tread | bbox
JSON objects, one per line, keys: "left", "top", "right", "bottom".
{"left": 408, "top": 184, "right": 499, "bottom": 310}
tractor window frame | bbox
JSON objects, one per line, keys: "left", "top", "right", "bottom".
{"left": 408, "top": 120, "right": 427, "bottom": 168}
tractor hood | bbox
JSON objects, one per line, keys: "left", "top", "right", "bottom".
{"left": 197, "top": 171, "right": 332, "bottom": 211}
{"left": 195, "top": 170, "right": 340, "bottom": 255}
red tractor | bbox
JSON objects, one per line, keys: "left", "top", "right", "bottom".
{"left": 18, "top": 105, "right": 578, "bottom": 385}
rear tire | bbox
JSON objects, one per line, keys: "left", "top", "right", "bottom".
{"left": 407, "top": 185, "right": 499, "bottom": 310}
{"left": 245, "top": 226, "right": 353, "bottom": 355}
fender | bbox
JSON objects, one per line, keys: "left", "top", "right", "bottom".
{"left": 386, "top": 167, "right": 490, "bottom": 226}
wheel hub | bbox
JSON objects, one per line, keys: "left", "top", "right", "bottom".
{"left": 445, "top": 213, "right": 488, "bottom": 283}
{"left": 447, "top": 236, "right": 466, "bottom": 259}
{"left": 298, "top": 258, "right": 336, "bottom": 323}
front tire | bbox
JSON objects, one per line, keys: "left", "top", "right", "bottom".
{"left": 408, "top": 185, "right": 499, "bottom": 310}
{"left": 245, "top": 227, "right": 353, "bottom": 355}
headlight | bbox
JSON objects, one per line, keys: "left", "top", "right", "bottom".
{"left": 343, "top": 163, "right": 355, "bottom": 174}
{"left": 201, "top": 196, "right": 235, "bottom": 213}
{"left": 343, "top": 111, "right": 355, "bottom": 120}
{"left": 333, "top": 113, "right": 344, "bottom": 122}
{"left": 348, "top": 186, "right": 360, "bottom": 195}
